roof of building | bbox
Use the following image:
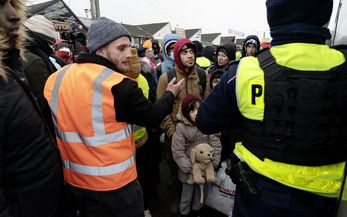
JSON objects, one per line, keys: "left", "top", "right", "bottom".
{"left": 27, "top": 0, "right": 87, "bottom": 30}
{"left": 220, "top": 36, "right": 236, "bottom": 45}
{"left": 201, "top": 33, "right": 221, "bottom": 43}
{"left": 78, "top": 17, "right": 93, "bottom": 28}
{"left": 185, "top": 29, "right": 200, "bottom": 39}
{"left": 77, "top": 17, "right": 152, "bottom": 38}
{"left": 122, "top": 24, "right": 152, "bottom": 38}
{"left": 27, "top": 0, "right": 58, "bottom": 15}
{"left": 137, "top": 22, "right": 169, "bottom": 35}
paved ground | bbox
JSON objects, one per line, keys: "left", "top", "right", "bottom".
{"left": 147, "top": 158, "right": 228, "bottom": 217}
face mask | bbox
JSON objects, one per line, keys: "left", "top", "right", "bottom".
{"left": 169, "top": 51, "right": 175, "bottom": 60}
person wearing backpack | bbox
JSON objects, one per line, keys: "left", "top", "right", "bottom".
{"left": 156, "top": 38, "right": 210, "bottom": 214}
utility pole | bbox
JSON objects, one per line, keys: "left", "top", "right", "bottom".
{"left": 331, "top": 0, "right": 343, "bottom": 45}
{"left": 95, "top": 0, "right": 100, "bottom": 19}
{"left": 90, "top": 0, "right": 100, "bottom": 20}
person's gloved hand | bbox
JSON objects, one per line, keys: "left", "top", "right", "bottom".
{"left": 126, "top": 47, "right": 141, "bottom": 79}
{"left": 166, "top": 77, "right": 185, "bottom": 97}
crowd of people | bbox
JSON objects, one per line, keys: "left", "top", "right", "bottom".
{"left": 0, "top": 0, "right": 346, "bottom": 217}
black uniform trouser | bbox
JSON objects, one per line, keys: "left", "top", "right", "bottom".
{"left": 63, "top": 180, "right": 144, "bottom": 217}
{"left": 233, "top": 172, "right": 337, "bottom": 217}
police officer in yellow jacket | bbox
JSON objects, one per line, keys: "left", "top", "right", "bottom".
{"left": 44, "top": 17, "right": 184, "bottom": 217}
{"left": 196, "top": 0, "right": 347, "bottom": 217}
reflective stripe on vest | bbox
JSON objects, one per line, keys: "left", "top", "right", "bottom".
{"left": 62, "top": 155, "right": 135, "bottom": 176}
{"left": 235, "top": 44, "right": 346, "bottom": 197}
{"left": 55, "top": 124, "right": 132, "bottom": 147}
{"left": 44, "top": 63, "right": 136, "bottom": 191}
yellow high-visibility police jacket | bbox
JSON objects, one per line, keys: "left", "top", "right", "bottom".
{"left": 197, "top": 43, "right": 347, "bottom": 198}
{"left": 235, "top": 43, "right": 346, "bottom": 198}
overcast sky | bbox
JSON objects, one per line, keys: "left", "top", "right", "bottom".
{"left": 28, "top": 0, "right": 341, "bottom": 39}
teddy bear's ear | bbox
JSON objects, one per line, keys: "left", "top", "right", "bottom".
{"left": 190, "top": 148, "right": 196, "bottom": 163}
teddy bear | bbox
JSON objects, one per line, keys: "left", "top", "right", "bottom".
{"left": 187, "top": 143, "right": 216, "bottom": 184}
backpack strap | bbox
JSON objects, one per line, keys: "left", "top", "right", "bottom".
{"left": 196, "top": 67, "right": 207, "bottom": 97}
{"left": 166, "top": 68, "right": 176, "bottom": 84}
{"left": 166, "top": 67, "right": 206, "bottom": 97}
{"left": 257, "top": 48, "right": 281, "bottom": 78}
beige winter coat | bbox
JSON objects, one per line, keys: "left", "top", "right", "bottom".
{"left": 171, "top": 108, "right": 221, "bottom": 183}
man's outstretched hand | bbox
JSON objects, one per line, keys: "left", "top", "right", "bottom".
{"left": 166, "top": 77, "right": 185, "bottom": 96}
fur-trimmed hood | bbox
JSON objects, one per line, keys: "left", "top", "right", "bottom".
{"left": 0, "top": 0, "right": 27, "bottom": 80}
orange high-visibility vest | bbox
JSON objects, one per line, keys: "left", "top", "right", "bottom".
{"left": 44, "top": 63, "right": 137, "bottom": 191}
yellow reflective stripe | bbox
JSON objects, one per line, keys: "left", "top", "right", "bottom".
{"left": 132, "top": 124, "right": 143, "bottom": 132}
{"left": 133, "top": 125, "right": 146, "bottom": 141}
{"left": 234, "top": 143, "right": 345, "bottom": 198}
{"left": 270, "top": 43, "right": 345, "bottom": 71}
{"left": 342, "top": 178, "right": 347, "bottom": 200}
{"left": 63, "top": 155, "right": 135, "bottom": 176}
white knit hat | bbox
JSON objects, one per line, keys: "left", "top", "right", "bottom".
{"left": 24, "top": 15, "right": 57, "bottom": 41}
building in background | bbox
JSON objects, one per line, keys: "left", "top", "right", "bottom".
{"left": 185, "top": 29, "right": 202, "bottom": 42}
{"left": 137, "top": 22, "right": 172, "bottom": 41}
{"left": 201, "top": 33, "right": 221, "bottom": 46}
{"left": 220, "top": 36, "right": 236, "bottom": 45}
{"left": 27, "top": 0, "right": 88, "bottom": 34}
{"left": 28, "top": 1, "right": 248, "bottom": 49}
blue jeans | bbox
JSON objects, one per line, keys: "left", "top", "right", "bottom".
{"left": 232, "top": 173, "right": 337, "bottom": 217}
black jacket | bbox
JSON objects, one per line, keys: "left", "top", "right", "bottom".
{"left": 0, "top": 51, "right": 63, "bottom": 217}
{"left": 23, "top": 31, "right": 66, "bottom": 136}
{"left": 241, "top": 35, "right": 260, "bottom": 57}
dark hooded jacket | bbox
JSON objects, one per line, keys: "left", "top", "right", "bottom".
{"left": 208, "top": 43, "right": 236, "bottom": 75}
{"left": 209, "top": 69, "right": 225, "bottom": 89}
{"left": 23, "top": 31, "right": 65, "bottom": 135}
{"left": 0, "top": 2, "right": 63, "bottom": 217}
{"left": 241, "top": 35, "right": 260, "bottom": 57}
{"left": 203, "top": 45, "right": 217, "bottom": 63}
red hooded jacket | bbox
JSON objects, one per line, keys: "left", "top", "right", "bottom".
{"left": 173, "top": 38, "right": 196, "bottom": 71}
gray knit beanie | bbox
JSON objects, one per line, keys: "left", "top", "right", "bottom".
{"left": 87, "top": 17, "right": 131, "bottom": 53}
